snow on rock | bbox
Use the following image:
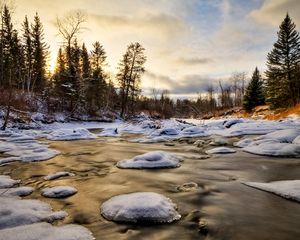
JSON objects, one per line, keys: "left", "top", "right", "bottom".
{"left": 154, "top": 128, "right": 179, "bottom": 136}
{"left": 223, "top": 118, "right": 244, "bottom": 128}
{"left": 5, "top": 133, "right": 35, "bottom": 142}
{"left": 47, "top": 128, "right": 96, "bottom": 141}
{"left": 210, "top": 137, "right": 229, "bottom": 146}
{"left": 293, "top": 136, "right": 300, "bottom": 145}
{"left": 180, "top": 126, "right": 207, "bottom": 137}
{"left": 98, "top": 128, "right": 119, "bottom": 137}
{"left": 0, "top": 141, "right": 60, "bottom": 164}
{"left": 0, "top": 186, "right": 34, "bottom": 197}
{"left": 117, "top": 151, "right": 181, "bottom": 169}
{"left": 234, "top": 138, "right": 253, "bottom": 148}
{"left": 101, "top": 192, "right": 181, "bottom": 223}
{"left": 206, "top": 147, "right": 236, "bottom": 154}
{"left": 0, "top": 197, "right": 66, "bottom": 229}
{"left": 0, "top": 175, "right": 20, "bottom": 188}
{"left": 243, "top": 180, "right": 300, "bottom": 202}
{"left": 44, "top": 172, "right": 75, "bottom": 181}
{"left": 41, "top": 186, "right": 78, "bottom": 198}
{"left": 256, "top": 129, "right": 300, "bottom": 143}
{"left": 0, "top": 222, "right": 94, "bottom": 240}
{"left": 243, "top": 142, "right": 300, "bottom": 157}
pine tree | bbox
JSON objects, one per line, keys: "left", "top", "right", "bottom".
{"left": 22, "top": 16, "right": 34, "bottom": 91}
{"left": 243, "top": 67, "right": 265, "bottom": 112}
{"left": 81, "top": 43, "right": 90, "bottom": 79}
{"left": 117, "top": 42, "right": 146, "bottom": 118}
{"left": 31, "top": 12, "right": 48, "bottom": 91}
{"left": 265, "top": 13, "right": 300, "bottom": 108}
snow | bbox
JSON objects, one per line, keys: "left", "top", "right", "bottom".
{"left": 256, "top": 129, "right": 300, "bottom": 143}
{"left": 41, "top": 186, "right": 78, "bottom": 198}
{"left": 206, "top": 147, "right": 236, "bottom": 154}
{"left": 180, "top": 126, "right": 208, "bottom": 137}
{"left": 98, "top": 128, "right": 119, "bottom": 137}
{"left": 234, "top": 138, "right": 253, "bottom": 148}
{"left": 117, "top": 151, "right": 181, "bottom": 169}
{"left": 101, "top": 192, "right": 181, "bottom": 223}
{"left": 223, "top": 118, "right": 244, "bottom": 128}
{"left": 44, "top": 172, "right": 75, "bottom": 180}
{"left": 0, "top": 175, "right": 20, "bottom": 188}
{"left": 0, "top": 140, "right": 60, "bottom": 164}
{"left": 152, "top": 127, "right": 179, "bottom": 136}
{"left": 47, "top": 128, "right": 96, "bottom": 141}
{"left": 0, "top": 186, "right": 34, "bottom": 197}
{"left": 293, "top": 136, "right": 300, "bottom": 144}
{"left": 209, "top": 137, "right": 229, "bottom": 146}
{"left": 0, "top": 222, "right": 94, "bottom": 240}
{"left": 0, "top": 197, "right": 66, "bottom": 229}
{"left": 243, "top": 180, "right": 300, "bottom": 202}
{"left": 243, "top": 142, "right": 300, "bottom": 157}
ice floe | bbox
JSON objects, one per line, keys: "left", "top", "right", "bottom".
{"left": 47, "top": 128, "right": 96, "bottom": 141}
{"left": 243, "top": 142, "right": 300, "bottom": 157}
{"left": 0, "top": 222, "right": 94, "bottom": 240}
{"left": 41, "top": 186, "right": 78, "bottom": 198}
{"left": 101, "top": 192, "right": 181, "bottom": 223}
{"left": 243, "top": 180, "right": 300, "bottom": 202}
{"left": 0, "top": 186, "right": 33, "bottom": 197}
{"left": 0, "top": 175, "right": 20, "bottom": 188}
{"left": 117, "top": 151, "right": 181, "bottom": 169}
{"left": 206, "top": 147, "right": 236, "bottom": 154}
{"left": 44, "top": 172, "right": 75, "bottom": 180}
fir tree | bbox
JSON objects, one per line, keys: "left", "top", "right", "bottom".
{"left": 265, "top": 13, "right": 300, "bottom": 108}
{"left": 31, "top": 12, "right": 48, "bottom": 91}
{"left": 243, "top": 67, "right": 265, "bottom": 112}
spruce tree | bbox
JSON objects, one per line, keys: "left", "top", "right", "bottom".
{"left": 243, "top": 67, "right": 265, "bottom": 112}
{"left": 31, "top": 12, "right": 48, "bottom": 91}
{"left": 265, "top": 13, "right": 300, "bottom": 108}
{"left": 81, "top": 43, "right": 90, "bottom": 79}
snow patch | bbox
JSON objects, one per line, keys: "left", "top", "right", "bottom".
{"left": 101, "top": 192, "right": 181, "bottom": 223}
{"left": 206, "top": 147, "right": 236, "bottom": 154}
{"left": 47, "top": 128, "right": 96, "bottom": 141}
{"left": 0, "top": 186, "right": 33, "bottom": 197}
{"left": 256, "top": 129, "right": 300, "bottom": 143}
{"left": 44, "top": 172, "right": 75, "bottom": 181}
{"left": 0, "top": 175, "right": 20, "bottom": 188}
{"left": 41, "top": 186, "right": 78, "bottom": 198}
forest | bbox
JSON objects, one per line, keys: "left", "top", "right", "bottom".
{"left": 0, "top": 4, "right": 300, "bottom": 129}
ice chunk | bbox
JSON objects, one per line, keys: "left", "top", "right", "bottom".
{"left": 243, "top": 142, "right": 300, "bottom": 157}
{"left": 0, "top": 186, "right": 33, "bottom": 197}
{"left": 206, "top": 147, "right": 236, "bottom": 154}
{"left": 0, "top": 222, "right": 93, "bottom": 240}
{"left": 0, "top": 175, "right": 20, "bottom": 188}
{"left": 47, "top": 128, "right": 96, "bottom": 141}
{"left": 41, "top": 186, "right": 78, "bottom": 198}
{"left": 44, "top": 172, "right": 75, "bottom": 180}
{"left": 256, "top": 129, "right": 300, "bottom": 143}
{"left": 117, "top": 151, "right": 181, "bottom": 169}
{"left": 243, "top": 180, "right": 300, "bottom": 202}
{"left": 0, "top": 197, "right": 66, "bottom": 229}
{"left": 101, "top": 192, "right": 181, "bottom": 223}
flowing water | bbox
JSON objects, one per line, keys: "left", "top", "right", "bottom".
{"left": 1, "top": 134, "right": 300, "bottom": 240}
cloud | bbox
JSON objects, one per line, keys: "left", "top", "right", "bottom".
{"left": 176, "top": 57, "right": 212, "bottom": 65}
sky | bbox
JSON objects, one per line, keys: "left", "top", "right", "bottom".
{"left": 11, "top": 0, "right": 300, "bottom": 98}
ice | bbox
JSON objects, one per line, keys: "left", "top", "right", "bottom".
{"left": 243, "top": 180, "right": 300, "bottom": 202}
{"left": 180, "top": 126, "right": 207, "bottom": 137}
{"left": 101, "top": 192, "right": 181, "bottom": 223}
{"left": 223, "top": 118, "right": 244, "bottom": 128}
{"left": 5, "top": 133, "right": 35, "bottom": 142}
{"left": 117, "top": 151, "right": 181, "bottom": 169}
{"left": 243, "top": 142, "right": 300, "bottom": 157}
{"left": 209, "top": 137, "right": 229, "bottom": 146}
{"left": 44, "top": 172, "right": 75, "bottom": 180}
{"left": 0, "top": 141, "right": 60, "bottom": 164}
{"left": 130, "top": 136, "right": 171, "bottom": 143}
{"left": 256, "top": 129, "right": 300, "bottom": 143}
{"left": 206, "top": 147, "right": 236, "bottom": 154}
{"left": 47, "top": 128, "right": 96, "bottom": 141}
{"left": 0, "top": 186, "right": 33, "bottom": 197}
{"left": 41, "top": 186, "right": 78, "bottom": 198}
{"left": 0, "top": 222, "right": 94, "bottom": 240}
{"left": 0, "top": 197, "right": 66, "bottom": 229}
{"left": 98, "top": 127, "right": 119, "bottom": 137}
{"left": 234, "top": 138, "right": 253, "bottom": 148}
{"left": 153, "top": 127, "right": 179, "bottom": 136}
{"left": 0, "top": 175, "right": 20, "bottom": 188}
{"left": 293, "top": 136, "right": 300, "bottom": 144}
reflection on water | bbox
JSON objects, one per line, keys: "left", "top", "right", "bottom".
{"left": 1, "top": 136, "right": 300, "bottom": 240}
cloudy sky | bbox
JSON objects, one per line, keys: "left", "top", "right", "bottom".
{"left": 13, "top": 0, "right": 300, "bottom": 98}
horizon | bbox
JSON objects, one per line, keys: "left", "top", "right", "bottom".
{"left": 12, "top": 0, "right": 300, "bottom": 99}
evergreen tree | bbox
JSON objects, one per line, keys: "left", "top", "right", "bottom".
{"left": 22, "top": 16, "right": 34, "bottom": 91}
{"left": 265, "top": 13, "right": 300, "bottom": 108}
{"left": 31, "top": 12, "right": 48, "bottom": 91}
{"left": 117, "top": 42, "right": 146, "bottom": 118}
{"left": 243, "top": 67, "right": 265, "bottom": 112}
{"left": 81, "top": 43, "right": 90, "bottom": 79}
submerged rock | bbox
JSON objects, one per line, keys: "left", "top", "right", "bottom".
{"left": 177, "top": 182, "right": 199, "bottom": 192}
{"left": 41, "top": 186, "right": 77, "bottom": 198}
{"left": 101, "top": 192, "right": 181, "bottom": 223}
{"left": 117, "top": 151, "right": 181, "bottom": 169}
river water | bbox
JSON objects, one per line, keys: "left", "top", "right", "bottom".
{"left": 1, "top": 134, "right": 300, "bottom": 240}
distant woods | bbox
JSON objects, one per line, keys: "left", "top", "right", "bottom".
{"left": 0, "top": 5, "right": 299, "bottom": 124}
